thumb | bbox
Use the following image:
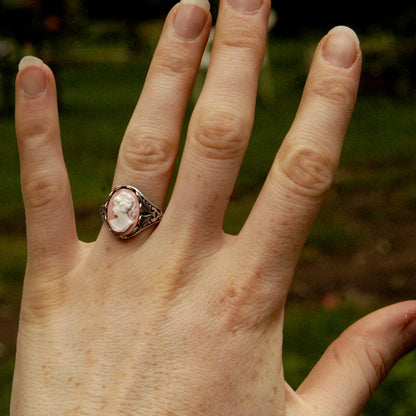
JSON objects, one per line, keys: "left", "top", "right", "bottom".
{"left": 295, "top": 301, "right": 416, "bottom": 416}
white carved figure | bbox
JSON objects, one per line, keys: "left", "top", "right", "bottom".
{"left": 109, "top": 191, "right": 138, "bottom": 233}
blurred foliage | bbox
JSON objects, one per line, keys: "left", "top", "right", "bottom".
{"left": 0, "top": 354, "right": 14, "bottom": 416}
{"left": 1, "top": 1, "right": 415, "bottom": 83}
{"left": 1, "top": 0, "right": 415, "bottom": 35}
{"left": 80, "top": 0, "right": 416, "bottom": 37}
{"left": 1, "top": 3, "right": 416, "bottom": 414}
{"left": 361, "top": 33, "right": 416, "bottom": 98}
{"left": 82, "top": 0, "right": 175, "bottom": 20}
{"left": 271, "top": 1, "right": 416, "bottom": 37}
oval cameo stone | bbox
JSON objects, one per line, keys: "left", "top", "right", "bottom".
{"left": 107, "top": 188, "right": 140, "bottom": 236}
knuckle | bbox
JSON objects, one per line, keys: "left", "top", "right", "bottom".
{"left": 220, "top": 31, "right": 261, "bottom": 52}
{"left": 217, "top": 19, "right": 265, "bottom": 52}
{"left": 18, "top": 114, "right": 59, "bottom": 143}
{"left": 331, "top": 329, "right": 391, "bottom": 400}
{"left": 191, "top": 110, "right": 247, "bottom": 161}
{"left": 278, "top": 143, "right": 335, "bottom": 199}
{"left": 220, "top": 266, "right": 285, "bottom": 332}
{"left": 24, "top": 173, "right": 67, "bottom": 210}
{"left": 121, "top": 134, "right": 175, "bottom": 175}
{"left": 363, "top": 340, "right": 390, "bottom": 388}
{"left": 155, "top": 48, "right": 194, "bottom": 77}
{"left": 308, "top": 74, "right": 354, "bottom": 108}
{"left": 348, "top": 335, "right": 389, "bottom": 398}
{"left": 20, "top": 275, "right": 69, "bottom": 322}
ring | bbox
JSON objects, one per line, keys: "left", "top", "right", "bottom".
{"left": 100, "top": 185, "right": 164, "bottom": 240}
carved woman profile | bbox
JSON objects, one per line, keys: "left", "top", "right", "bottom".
{"left": 109, "top": 191, "right": 138, "bottom": 233}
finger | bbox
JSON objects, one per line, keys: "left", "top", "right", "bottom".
{"left": 167, "top": 0, "right": 271, "bottom": 235}
{"left": 112, "top": 0, "right": 211, "bottom": 208}
{"left": 239, "top": 27, "right": 362, "bottom": 281}
{"left": 294, "top": 301, "right": 416, "bottom": 416}
{"left": 15, "top": 56, "right": 78, "bottom": 266}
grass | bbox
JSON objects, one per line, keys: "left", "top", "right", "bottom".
{"left": 1, "top": 30, "right": 416, "bottom": 415}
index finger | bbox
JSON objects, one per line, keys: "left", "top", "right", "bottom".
{"left": 238, "top": 26, "right": 362, "bottom": 285}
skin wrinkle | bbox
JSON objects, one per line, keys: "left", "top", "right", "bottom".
{"left": 278, "top": 144, "right": 335, "bottom": 198}
{"left": 121, "top": 135, "right": 176, "bottom": 175}
{"left": 307, "top": 71, "right": 356, "bottom": 109}
{"left": 14, "top": 0, "right": 416, "bottom": 414}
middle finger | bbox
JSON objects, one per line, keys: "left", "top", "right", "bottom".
{"left": 168, "top": 0, "right": 271, "bottom": 235}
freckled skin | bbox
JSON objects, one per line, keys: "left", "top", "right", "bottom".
{"left": 12, "top": 1, "right": 416, "bottom": 415}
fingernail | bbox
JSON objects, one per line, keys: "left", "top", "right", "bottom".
{"left": 174, "top": 0, "right": 210, "bottom": 41}
{"left": 18, "top": 56, "right": 46, "bottom": 98}
{"left": 228, "top": 0, "right": 263, "bottom": 13}
{"left": 322, "top": 26, "right": 360, "bottom": 69}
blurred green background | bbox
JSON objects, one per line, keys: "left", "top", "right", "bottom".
{"left": 0, "top": 1, "right": 416, "bottom": 415}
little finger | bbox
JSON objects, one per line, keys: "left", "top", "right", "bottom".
{"left": 15, "top": 57, "right": 78, "bottom": 267}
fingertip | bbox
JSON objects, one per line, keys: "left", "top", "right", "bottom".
{"left": 397, "top": 300, "right": 416, "bottom": 352}
{"left": 327, "top": 26, "right": 360, "bottom": 45}
{"left": 180, "top": 0, "right": 211, "bottom": 12}
{"left": 18, "top": 55, "right": 44, "bottom": 72}
{"left": 174, "top": 0, "right": 211, "bottom": 41}
{"left": 341, "top": 300, "right": 416, "bottom": 372}
{"left": 17, "top": 56, "right": 47, "bottom": 99}
{"left": 322, "top": 26, "right": 361, "bottom": 69}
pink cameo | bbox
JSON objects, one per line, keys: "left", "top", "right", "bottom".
{"left": 107, "top": 189, "right": 140, "bottom": 236}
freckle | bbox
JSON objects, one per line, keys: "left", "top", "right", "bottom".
{"left": 333, "top": 347, "right": 341, "bottom": 364}
{"left": 105, "top": 246, "right": 111, "bottom": 252}
{"left": 68, "top": 377, "right": 73, "bottom": 382}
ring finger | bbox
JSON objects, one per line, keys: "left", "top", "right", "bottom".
{"left": 111, "top": 0, "right": 211, "bottom": 209}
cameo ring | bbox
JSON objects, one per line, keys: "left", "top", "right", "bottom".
{"left": 100, "top": 185, "right": 164, "bottom": 239}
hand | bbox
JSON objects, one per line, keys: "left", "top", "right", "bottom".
{"left": 12, "top": 0, "right": 416, "bottom": 415}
